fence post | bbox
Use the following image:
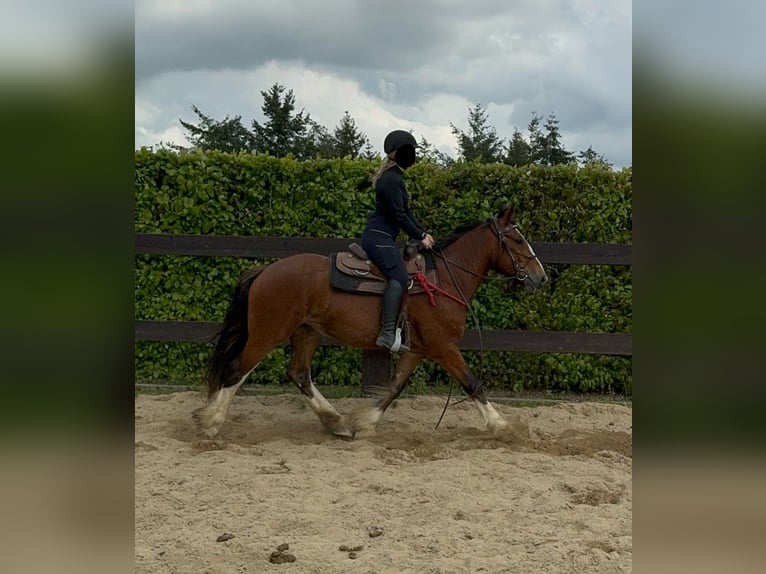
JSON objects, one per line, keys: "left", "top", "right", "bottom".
{"left": 360, "top": 350, "right": 391, "bottom": 395}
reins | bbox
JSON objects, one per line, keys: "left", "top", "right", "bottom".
{"left": 430, "top": 245, "right": 486, "bottom": 429}
{"left": 428, "top": 216, "right": 540, "bottom": 429}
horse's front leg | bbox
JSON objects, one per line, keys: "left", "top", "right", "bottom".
{"left": 434, "top": 346, "right": 509, "bottom": 436}
{"left": 348, "top": 351, "right": 423, "bottom": 435}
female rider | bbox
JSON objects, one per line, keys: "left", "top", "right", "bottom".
{"left": 361, "top": 130, "right": 435, "bottom": 351}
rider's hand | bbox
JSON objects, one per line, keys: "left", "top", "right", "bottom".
{"left": 421, "top": 233, "right": 435, "bottom": 250}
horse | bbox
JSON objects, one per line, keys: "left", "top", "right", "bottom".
{"left": 193, "top": 206, "right": 548, "bottom": 439}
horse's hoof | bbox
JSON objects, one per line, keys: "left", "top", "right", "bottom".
{"left": 201, "top": 426, "right": 221, "bottom": 439}
{"left": 488, "top": 419, "right": 509, "bottom": 438}
{"left": 347, "top": 406, "right": 382, "bottom": 434}
{"left": 489, "top": 415, "right": 530, "bottom": 443}
{"left": 332, "top": 428, "right": 355, "bottom": 439}
{"left": 317, "top": 412, "right": 354, "bottom": 438}
{"left": 193, "top": 406, "right": 223, "bottom": 438}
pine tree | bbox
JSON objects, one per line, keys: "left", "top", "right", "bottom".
{"left": 505, "top": 128, "right": 532, "bottom": 166}
{"left": 577, "top": 146, "right": 613, "bottom": 169}
{"left": 360, "top": 141, "right": 379, "bottom": 160}
{"left": 526, "top": 112, "right": 574, "bottom": 165}
{"left": 332, "top": 111, "right": 368, "bottom": 158}
{"left": 450, "top": 103, "right": 505, "bottom": 163}
{"left": 418, "top": 135, "right": 454, "bottom": 167}
{"left": 526, "top": 112, "right": 546, "bottom": 164}
{"left": 298, "top": 120, "right": 335, "bottom": 159}
{"left": 542, "top": 113, "right": 574, "bottom": 165}
{"left": 179, "top": 105, "right": 253, "bottom": 152}
{"left": 251, "top": 83, "right": 312, "bottom": 158}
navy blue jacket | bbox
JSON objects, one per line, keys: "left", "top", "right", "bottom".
{"left": 364, "top": 166, "right": 426, "bottom": 240}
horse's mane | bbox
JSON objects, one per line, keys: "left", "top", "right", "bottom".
{"left": 433, "top": 209, "right": 507, "bottom": 251}
{"left": 433, "top": 220, "right": 485, "bottom": 251}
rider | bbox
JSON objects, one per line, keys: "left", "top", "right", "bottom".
{"left": 361, "top": 130, "right": 435, "bottom": 351}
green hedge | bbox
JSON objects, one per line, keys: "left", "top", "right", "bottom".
{"left": 135, "top": 149, "right": 632, "bottom": 394}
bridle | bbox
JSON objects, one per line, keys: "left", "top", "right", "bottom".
{"left": 489, "top": 217, "right": 540, "bottom": 283}
{"left": 433, "top": 217, "right": 541, "bottom": 285}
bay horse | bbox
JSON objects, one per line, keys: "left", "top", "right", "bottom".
{"left": 194, "top": 206, "right": 547, "bottom": 439}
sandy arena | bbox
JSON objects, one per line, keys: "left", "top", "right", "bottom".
{"left": 135, "top": 391, "right": 631, "bottom": 573}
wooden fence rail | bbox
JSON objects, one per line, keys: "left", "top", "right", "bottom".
{"left": 135, "top": 320, "right": 632, "bottom": 355}
{"left": 135, "top": 234, "right": 632, "bottom": 265}
{"left": 135, "top": 234, "right": 632, "bottom": 389}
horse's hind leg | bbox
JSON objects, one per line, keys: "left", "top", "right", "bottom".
{"left": 194, "top": 341, "right": 270, "bottom": 438}
{"left": 288, "top": 325, "right": 352, "bottom": 437}
{"left": 193, "top": 370, "right": 252, "bottom": 438}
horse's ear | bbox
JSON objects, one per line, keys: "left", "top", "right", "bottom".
{"left": 500, "top": 205, "right": 516, "bottom": 224}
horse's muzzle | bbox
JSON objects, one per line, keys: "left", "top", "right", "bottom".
{"left": 517, "top": 272, "right": 548, "bottom": 292}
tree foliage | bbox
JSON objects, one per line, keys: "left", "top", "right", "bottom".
{"left": 251, "top": 83, "right": 313, "bottom": 158}
{"left": 505, "top": 128, "right": 532, "bottom": 166}
{"left": 418, "top": 136, "right": 455, "bottom": 167}
{"left": 178, "top": 105, "right": 253, "bottom": 153}
{"left": 174, "top": 84, "right": 617, "bottom": 168}
{"left": 526, "top": 112, "right": 546, "bottom": 164}
{"left": 177, "top": 85, "right": 375, "bottom": 161}
{"left": 578, "top": 145, "right": 613, "bottom": 169}
{"left": 298, "top": 119, "right": 335, "bottom": 159}
{"left": 450, "top": 103, "right": 505, "bottom": 163}
{"left": 332, "top": 111, "right": 369, "bottom": 158}
{"left": 540, "top": 113, "right": 575, "bottom": 165}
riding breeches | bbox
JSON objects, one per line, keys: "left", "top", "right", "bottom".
{"left": 361, "top": 228, "right": 408, "bottom": 290}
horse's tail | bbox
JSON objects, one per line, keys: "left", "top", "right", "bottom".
{"left": 204, "top": 266, "right": 264, "bottom": 398}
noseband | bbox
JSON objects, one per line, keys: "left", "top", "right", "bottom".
{"left": 490, "top": 217, "right": 537, "bottom": 283}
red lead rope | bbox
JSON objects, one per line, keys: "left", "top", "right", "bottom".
{"left": 415, "top": 272, "right": 468, "bottom": 308}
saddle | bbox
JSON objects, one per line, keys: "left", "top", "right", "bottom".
{"left": 330, "top": 241, "right": 439, "bottom": 295}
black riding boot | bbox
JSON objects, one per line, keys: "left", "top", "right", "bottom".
{"left": 375, "top": 280, "right": 409, "bottom": 352}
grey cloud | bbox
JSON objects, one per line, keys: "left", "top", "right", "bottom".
{"left": 136, "top": 0, "right": 465, "bottom": 82}
{"left": 136, "top": 0, "right": 631, "bottom": 166}
{"left": 135, "top": 0, "right": 571, "bottom": 83}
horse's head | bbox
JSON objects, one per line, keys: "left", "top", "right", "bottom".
{"left": 490, "top": 207, "right": 548, "bottom": 291}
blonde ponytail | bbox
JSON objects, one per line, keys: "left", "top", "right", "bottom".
{"left": 372, "top": 153, "right": 397, "bottom": 186}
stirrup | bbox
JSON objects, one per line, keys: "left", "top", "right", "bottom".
{"left": 376, "top": 327, "right": 409, "bottom": 353}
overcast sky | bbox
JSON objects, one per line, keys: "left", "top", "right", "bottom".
{"left": 135, "top": 0, "right": 632, "bottom": 168}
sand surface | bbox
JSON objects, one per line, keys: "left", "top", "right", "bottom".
{"left": 135, "top": 391, "right": 632, "bottom": 573}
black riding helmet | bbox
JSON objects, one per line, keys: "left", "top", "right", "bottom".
{"left": 384, "top": 130, "right": 418, "bottom": 168}
{"left": 383, "top": 130, "right": 418, "bottom": 154}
